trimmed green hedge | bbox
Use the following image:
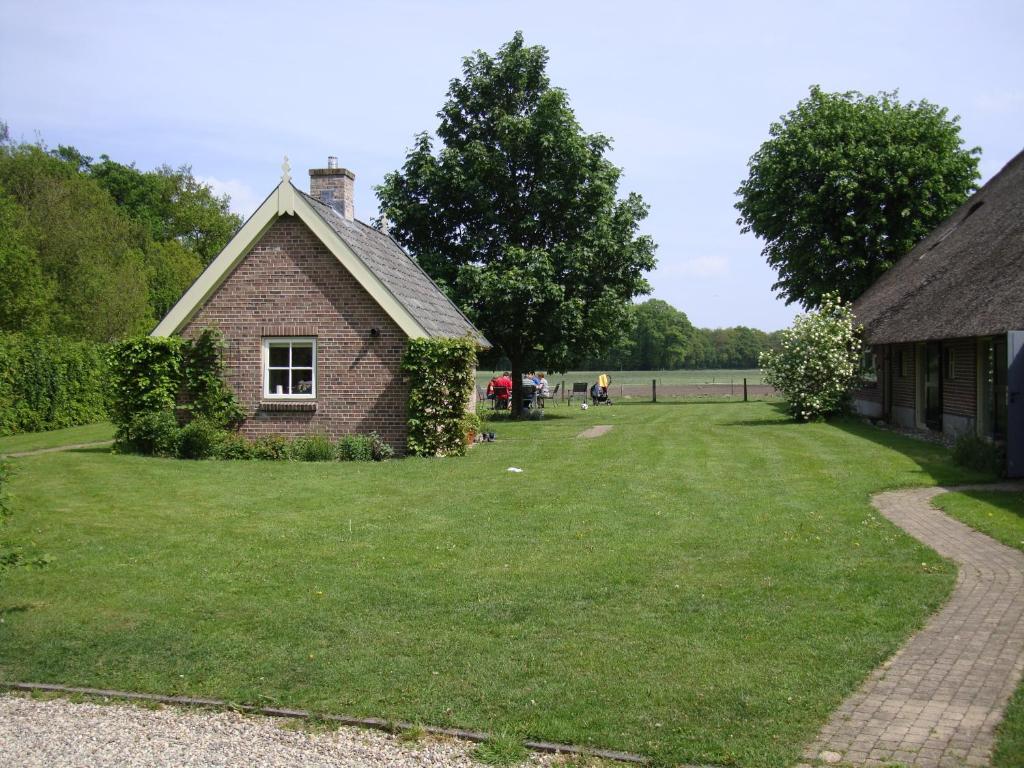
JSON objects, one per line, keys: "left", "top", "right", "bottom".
{"left": 0, "top": 332, "right": 108, "bottom": 436}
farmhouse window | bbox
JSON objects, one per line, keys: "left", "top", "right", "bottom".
{"left": 263, "top": 337, "right": 316, "bottom": 398}
{"left": 945, "top": 348, "right": 956, "bottom": 380}
{"left": 900, "top": 349, "right": 912, "bottom": 378}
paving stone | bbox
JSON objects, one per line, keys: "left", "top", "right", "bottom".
{"left": 803, "top": 482, "right": 1024, "bottom": 767}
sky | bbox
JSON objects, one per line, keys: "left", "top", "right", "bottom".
{"left": 1, "top": 0, "right": 1021, "bottom": 331}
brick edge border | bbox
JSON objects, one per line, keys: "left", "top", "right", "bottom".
{"left": 1, "top": 681, "right": 652, "bottom": 765}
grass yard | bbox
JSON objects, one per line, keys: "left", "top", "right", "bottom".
{"left": 933, "top": 489, "right": 1024, "bottom": 768}
{"left": 0, "top": 402, "right": 991, "bottom": 767}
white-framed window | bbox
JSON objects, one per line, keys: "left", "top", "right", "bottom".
{"left": 262, "top": 337, "right": 316, "bottom": 398}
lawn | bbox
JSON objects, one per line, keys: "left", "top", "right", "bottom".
{"left": 933, "top": 489, "right": 1024, "bottom": 768}
{"left": 0, "top": 422, "right": 114, "bottom": 455}
{"left": 0, "top": 402, "right": 990, "bottom": 767}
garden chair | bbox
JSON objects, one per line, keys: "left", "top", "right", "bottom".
{"left": 538, "top": 381, "right": 560, "bottom": 407}
{"left": 491, "top": 385, "right": 510, "bottom": 410}
{"left": 568, "top": 381, "right": 588, "bottom": 405}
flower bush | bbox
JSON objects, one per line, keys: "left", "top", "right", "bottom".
{"left": 760, "top": 293, "right": 863, "bottom": 421}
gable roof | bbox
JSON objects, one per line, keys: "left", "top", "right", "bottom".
{"left": 298, "top": 192, "right": 482, "bottom": 341}
{"left": 153, "top": 179, "right": 488, "bottom": 346}
{"left": 854, "top": 149, "right": 1024, "bottom": 345}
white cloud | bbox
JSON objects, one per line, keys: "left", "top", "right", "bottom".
{"left": 197, "top": 176, "right": 263, "bottom": 219}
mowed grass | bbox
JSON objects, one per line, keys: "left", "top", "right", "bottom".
{"left": 476, "top": 369, "right": 765, "bottom": 389}
{"left": 0, "top": 402, "right": 989, "bottom": 766}
{"left": 0, "top": 422, "right": 114, "bottom": 455}
{"left": 933, "top": 490, "right": 1024, "bottom": 768}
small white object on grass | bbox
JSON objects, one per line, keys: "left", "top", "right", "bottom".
{"left": 507, "top": 467, "right": 523, "bottom": 473}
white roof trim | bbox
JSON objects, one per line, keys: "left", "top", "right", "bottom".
{"left": 151, "top": 181, "right": 429, "bottom": 339}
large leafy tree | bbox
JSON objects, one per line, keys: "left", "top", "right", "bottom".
{"left": 377, "top": 33, "right": 656, "bottom": 411}
{"left": 736, "top": 86, "right": 980, "bottom": 308}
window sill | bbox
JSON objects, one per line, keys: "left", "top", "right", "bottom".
{"left": 259, "top": 400, "right": 317, "bottom": 412}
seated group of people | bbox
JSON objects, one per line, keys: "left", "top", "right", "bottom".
{"left": 486, "top": 371, "right": 552, "bottom": 409}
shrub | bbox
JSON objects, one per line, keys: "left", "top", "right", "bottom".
{"left": 401, "top": 336, "right": 478, "bottom": 457}
{"left": 177, "top": 418, "right": 225, "bottom": 460}
{"left": 218, "top": 432, "right": 255, "bottom": 460}
{"left": 120, "top": 409, "right": 180, "bottom": 457}
{"left": 369, "top": 432, "right": 394, "bottom": 461}
{"left": 250, "top": 435, "right": 291, "bottom": 461}
{"left": 0, "top": 332, "right": 108, "bottom": 436}
{"left": 953, "top": 434, "right": 1006, "bottom": 477}
{"left": 290, "top": 432, "right": 336, "bottom": 462}
{"left": 337, "top": 434, "right": 374, "bottom": 462}
{"left": 181, "top": 329, "right": 245, "bottom": 429}
{"left": 759, "top": 293, "right": 863, "bottom": 421}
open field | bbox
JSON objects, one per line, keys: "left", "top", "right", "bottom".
{"left": 933, "top": 490, "right": 1024, "bottom": 768}
{"left": 476, "top": 369, "right": 773, "bottom": 401}
{"left": 0, "top": 402, "right": 991, "bottom": 766}
{"left": 0, "top": 422, "right": 114, "bottom": 455}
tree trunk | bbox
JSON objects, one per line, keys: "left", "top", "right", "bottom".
{"left": 509, "top": 359, "right": 523, "bottom": 420}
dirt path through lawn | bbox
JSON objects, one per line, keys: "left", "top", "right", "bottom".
{"left": 802, "top": 482, "right": 1024, "bottom": 767}
{"left": 1, "top": 441, "right": 114, "bottom": 458}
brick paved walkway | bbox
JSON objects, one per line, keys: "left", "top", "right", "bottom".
{"left": 803, "top": 482, "right": 1024, "bottom": 767}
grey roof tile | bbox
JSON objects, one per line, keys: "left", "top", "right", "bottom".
{"left": 300, "top": 191, "right": 489, "bottom": 346}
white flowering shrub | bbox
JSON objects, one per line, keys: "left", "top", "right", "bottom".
{"left": 760, "top": 293, "right": 863, "bottom": 422}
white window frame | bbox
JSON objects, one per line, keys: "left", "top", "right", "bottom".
{"left": 262, "top": 337, "right": 317, "bottom": 399}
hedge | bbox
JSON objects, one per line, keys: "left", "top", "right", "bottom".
{"left": 0, "top": 332, "right": 108, "bottom": 436}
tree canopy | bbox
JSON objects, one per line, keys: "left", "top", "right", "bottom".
{"left": 736, "top": 86, "right": 981, "bottom": 308}
{"left": 376, "top": 33, "right": 656, "bottom": 409}
{"left": 0, "top": 127, "right": 241, "bottom": 340}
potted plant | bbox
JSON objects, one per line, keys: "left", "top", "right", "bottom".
{"left": 461, "top": 412, "right": 483, "bottom": 445}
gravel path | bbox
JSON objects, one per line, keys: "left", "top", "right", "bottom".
{"left": 0, "top": 694, "right": 563, "bottom": 768}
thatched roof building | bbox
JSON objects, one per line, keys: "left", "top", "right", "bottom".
{"left": 854, "top": 149, "right": 1024, "bottom": 344}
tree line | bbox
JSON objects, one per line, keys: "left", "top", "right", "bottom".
{"left": 0, "top": 123, "right": 241, "bottom": 342}
{"left": 577, "top": 298, "right": 781, "bottom": 370}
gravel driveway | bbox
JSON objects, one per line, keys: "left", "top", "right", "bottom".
{"left": 0, "top": 694, "right": 563, "bottom": 768}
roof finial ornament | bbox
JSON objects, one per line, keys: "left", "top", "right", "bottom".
{"left": 281, "top": 155, "right": 291, "bottom": 184}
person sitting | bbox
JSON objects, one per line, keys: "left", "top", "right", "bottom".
{"left": 536, "top": 372, "right": 551, "bottom": 407}
{"left": 491, "top": 372, "right": 512, "bottom": 409}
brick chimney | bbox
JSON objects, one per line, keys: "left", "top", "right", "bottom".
{"left": 309, "top": 156, "right": 355, "bottom": 220}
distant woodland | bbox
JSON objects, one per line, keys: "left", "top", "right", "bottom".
{"left": 0, "top": 124, "right": 241, "bottom": 341}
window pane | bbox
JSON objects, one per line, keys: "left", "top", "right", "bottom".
{"left": 292, "top": 369, "right": 314, "bottom": 394}
{"left": 269, "top": 369, "right": 290, "bottom": 395}
{"left": 292, "top": 345, "right": 313, "bottom": 367}
{"left": 269, "top": 345, "right": 289, "bottom": 367}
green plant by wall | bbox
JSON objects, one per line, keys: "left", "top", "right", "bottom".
{"left": 108, "top": 328, "right": 243, "bottom": 454}
{"left": 181, "top": 329, "right": 244, "bottom": 429}
{"left": 401, "top": 336, "right": 478, "bottom": 457}
{"left": 0, "top": 332, "right": 109, "bottom": 436}
{"left": 107, "top": 336, "right": 183, "bottom": 440}
{"left": 953, "top": 434, "right": 1006, "bottom": 478}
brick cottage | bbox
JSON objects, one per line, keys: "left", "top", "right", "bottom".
{"left": 152, "top": 158, "right": 489, "bottom": 453}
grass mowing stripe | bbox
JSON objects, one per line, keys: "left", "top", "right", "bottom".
{"left": 0, "top": 402, "right": 993, "bottom": 767}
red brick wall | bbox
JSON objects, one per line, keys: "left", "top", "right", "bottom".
{"left": 942, "top": 337, "right": 977, "bottom": 418}
{"left": 181, "top": 215, "right": 410, "bottom": 452}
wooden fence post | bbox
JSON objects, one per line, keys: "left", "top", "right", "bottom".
{"left": 744, "top": 378, "right": 748, "bottom": 402}
{"left": 652, "top": 378, "right": 657, "bottom": 403}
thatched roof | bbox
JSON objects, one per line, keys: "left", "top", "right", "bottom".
{"left": 854, "top": 148, "right": 1024, "bottom": 344}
